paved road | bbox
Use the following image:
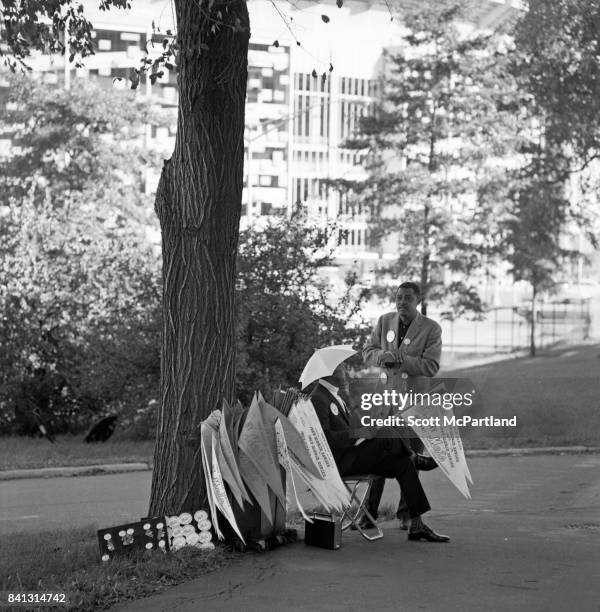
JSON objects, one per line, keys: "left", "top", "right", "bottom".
{"left": 0, "top": 471, "right": 152, "bottom": 534}
{"left": 2, "top": 454, "right": 599, "bottom": 537}
{"left": 108, "top": 453, "right": 600, "bottom": 612}
{"left": 3, "top": 454, "right": 600, "bottom": 611}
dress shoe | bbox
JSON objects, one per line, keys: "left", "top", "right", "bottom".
{"left": 412, "top": 454, "right": 438, "bottom": 471}
{"left": 407, "top": 524, "right": 450, "bottom": 542}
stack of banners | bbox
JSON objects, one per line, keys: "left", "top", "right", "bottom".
{"left": 402, "top": 396, "right": 473, "bottom": 499}
{"left": 200, "top": 394, "right": 351, "bottom": 541}
{"left": 166, "top": 510, "right": 215, "bottom": 551}
{"left": 200, "top": 407, "right": 246, "bottom": 543}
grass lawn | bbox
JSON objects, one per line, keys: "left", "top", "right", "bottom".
{"left": 441, "top": 342, "right": 600, "bottom": 449}
{"left": 0, "top": 436, "right": 154, "bottom": 471}
{"left": 1, "top": 526, "right": 237, "bottom": 611}
{"left": 351, "top": 342, "right": 600, "bottom": 450}
{"left": 2, "top": 343, "right": 598, "bottom": 473}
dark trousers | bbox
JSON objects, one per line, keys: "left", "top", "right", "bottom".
{"left": 337, "top": 437, "right": 430, "bottom": 519}
{"left": 366, "top": 435, "right": 424, "bottom": 519}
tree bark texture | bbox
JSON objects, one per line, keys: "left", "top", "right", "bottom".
{"left": 420, "top": 203, "right": 430, "bottom": 316}
{"left": 530, "top": 285, "right": 537, "bottom": 357}
{"left": 149, "top": 0, "right": 250, "bottom": 516}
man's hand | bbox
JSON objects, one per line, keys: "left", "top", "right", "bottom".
{"left": 377, "top": 350, "right": 398, "bottom": 366}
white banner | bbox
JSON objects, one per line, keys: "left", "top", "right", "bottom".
{"left": 218, "top": 407, "right": 251, "bottom": 506}
{"left": 274, "top": 419, "right": 312, "bottom": 522}
{"left": 288, "top": 398, "right": 350, "bottom": 511}
{"left": 402, "top": 404, "right": 472, "bottom": 499}
{"left": 211, "top": 433, "right": 245, "bottom": 543}
{"left": 200, "top": 424, "right": 223, "bottom": 539}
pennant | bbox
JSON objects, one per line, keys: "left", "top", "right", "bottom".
{"left": 449, "top": 420, "right": 473, "bottom": 485}
{"left": 257, "top": 395, "right": 322, "bottom": 479}
{"left": 211, "top": 433, "right": 245, "bottom": 543}
{"left": 237, "top": 449, "right": 274, "bottom": 526}
{"left": 200, "top": 424, "right": 223, "bottom": 539}
{"left": 403, "top": 402, "right": 472, "bottom": 499}
{"left": 222, "top": 400, "right": 241, "bottom": 452}
{"left": 274, "top": 418, "right": 312, "bottom": 522}
{"left": 214, "top": 430, "right": 247, "bottom": 509}
{"left": 238, "top": 395, "right": 286, "bottom": 505}
{"left": 219, "top": 403, "right": 252, "bottom": 505}
{"left": 288, "top": 456, "right": 347, "bottom": 511}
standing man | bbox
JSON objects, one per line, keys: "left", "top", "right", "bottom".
{"left": 362, "top": 281, "right": 442, "bottom": 529}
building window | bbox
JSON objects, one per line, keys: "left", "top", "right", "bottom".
{"left": 94, "top": 29, "right": 145, "bottom": 53}
{"left": 121, "top": 32, "right": 141, "bottom": 42}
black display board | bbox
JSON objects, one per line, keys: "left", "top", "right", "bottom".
{"left": 97, "top": 517, "right": 169, "bottom": 561}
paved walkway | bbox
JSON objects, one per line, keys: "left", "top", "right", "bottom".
{"left": 109, "top": 453, "right": 600, "bottom": 612}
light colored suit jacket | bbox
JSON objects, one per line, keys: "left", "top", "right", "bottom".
{"left": 363, "top": 311, "right": 442, "bottom": 392}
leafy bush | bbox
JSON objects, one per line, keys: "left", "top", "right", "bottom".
{"left": 0, "top": 75, "right": 164, "bottom": 436}
{"left": 235, "top": 214, "right": 371, "bottom": 403}
{"left": 0, "top": 193, "right": 161, "bottom": 435}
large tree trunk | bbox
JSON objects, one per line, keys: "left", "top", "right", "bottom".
{"left": 149, "top": 0, "right": 250, "bottom": 516}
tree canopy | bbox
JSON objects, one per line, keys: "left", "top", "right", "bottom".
{"left": 500, "top": 0, "right": 600, "bottom": 354}
{"left": 339, "top": 0, "right": 519, "bottom": 316}
{"left": 514, "top": 0, "right": 600, "bottom": 170}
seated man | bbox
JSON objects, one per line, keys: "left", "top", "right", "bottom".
{"left": 308, "top": 367, "right": 449, "bottom": 542}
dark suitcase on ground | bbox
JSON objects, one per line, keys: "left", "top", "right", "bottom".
{"left": 304, "top": 513, "right": 341, "bottom": 550}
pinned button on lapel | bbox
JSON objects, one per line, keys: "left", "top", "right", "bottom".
{"left": 330, "top": 402, "right": 339, "bottom": 416}
{"left": 386, "top": 330, "right": 396, "bottom": 343}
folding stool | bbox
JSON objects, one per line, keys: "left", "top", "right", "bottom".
{"left": 340, "top": 474, "right": 383, "bottom": 541}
